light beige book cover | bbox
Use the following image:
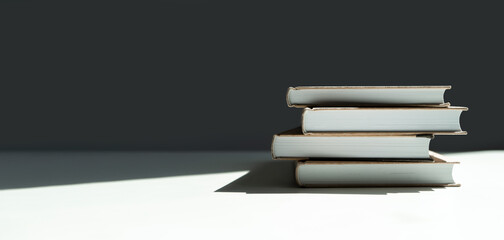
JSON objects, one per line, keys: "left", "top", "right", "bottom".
{"left": 296, "top": 151, "right": 460, "bottom": 187}
{"left": 301, "top": 106, "right": 468, "bottom": 134}
{"left": 287, "top": 85, "right": 452, "bottom": 108}
{"left": 272, "top": 128, "right": 465, "bottom": 160}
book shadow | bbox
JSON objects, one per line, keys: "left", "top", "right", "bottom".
{"left": 0, "top": 151, "right": 441, "bottom": 194}
{"left": 0, "top": 151, "right": 269, "bottom": 190}
{"left": 216, "top": 161, "right": 440, "bottom": 195}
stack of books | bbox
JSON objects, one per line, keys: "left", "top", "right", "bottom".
{"left": 271, "top": 86, "right": 468, "bottom": 187}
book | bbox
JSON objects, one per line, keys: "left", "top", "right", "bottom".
{"left": 287, "top": 86, "right": 451, "bottom": 108}
{"left": 295, "top": 151, "right": 459, "bottom": 187}
{"left": 302, "top": 106, "right": 468, "bottom": 133}
{"left": 271, "top": 128, "right": 433, "bottom": 160}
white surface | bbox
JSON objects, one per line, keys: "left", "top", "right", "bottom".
{"left": 303, "top": 108, "right": 463, "bottom": 132}
{"left": 0, "top": 151, "right": 503, "bottom": 240}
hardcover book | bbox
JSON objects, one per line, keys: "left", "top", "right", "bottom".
{"left": 295, "top": 151, "right": 459, "bottom": 187}
{"left": 302, "top": 106, "right": 468, "bottom": 133}
{"left": 287, "top": 86, "right": 451, "bottom": 107}
{"left": 272, "top": 128, "right": 434, "bottom": 160}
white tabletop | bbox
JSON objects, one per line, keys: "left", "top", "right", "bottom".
{"left": 0, "top": 151, "right": 503, "bottom": 240}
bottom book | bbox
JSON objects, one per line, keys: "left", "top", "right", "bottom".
{"left": 295, "top": 151, "right": 460, "bottom": 187}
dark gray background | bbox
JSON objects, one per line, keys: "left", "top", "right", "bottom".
{"left": 2, "top": 1, "right": 503, "bottom": 151}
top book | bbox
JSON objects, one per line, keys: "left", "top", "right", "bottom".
{"left": 287, "top": 86, "right": 451, "bottom": 107}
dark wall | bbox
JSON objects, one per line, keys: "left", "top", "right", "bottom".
{"left": 2, "top": 1, "right": 503, "bottom": 151}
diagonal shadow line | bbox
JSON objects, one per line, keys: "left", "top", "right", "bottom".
{"left": 0, "top": 151, "right": 270, "bottom": 190}
{"left": 215, "top": 161, "right": 440, "bottom": 195}
{"left": 0, "top": 150, "right": 441, "bottom": 194}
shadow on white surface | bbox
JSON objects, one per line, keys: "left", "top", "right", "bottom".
{"left": 1, "top": 150, "right": 492, "bottom": 192}
{"left": 0, "top": 151, "right": 270, "bottom": 190}
{"left": 216, "top": 161, "right": 439, "bottom": 194}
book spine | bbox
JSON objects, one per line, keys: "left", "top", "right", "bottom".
{"left": 295, "top": 161, "right": 304, "bottom": 187}
{"left": 286, "top": 87, "right": 294, "bottom": 107}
